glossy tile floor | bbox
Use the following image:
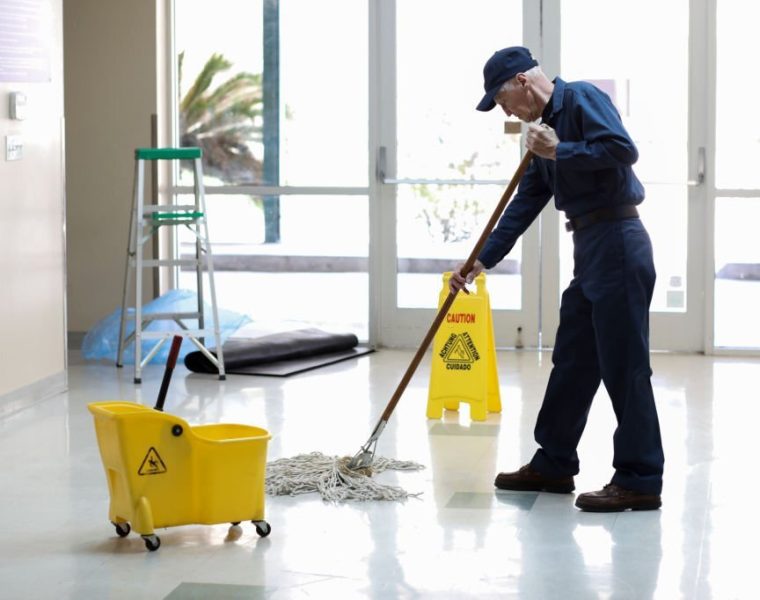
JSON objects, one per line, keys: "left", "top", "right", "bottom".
{"left": 2, "top": 349, "right": 759, "bottom": 599}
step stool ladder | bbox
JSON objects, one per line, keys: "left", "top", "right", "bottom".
{"left": 116, "top": 147, "right": 226, "bottom": 383}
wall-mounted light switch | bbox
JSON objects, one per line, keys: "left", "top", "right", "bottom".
{"left": 9, "top": 92, "right": 27, "bottom": 120}
{"left": 6, "top": 135, "right": 23, "bottom": 161}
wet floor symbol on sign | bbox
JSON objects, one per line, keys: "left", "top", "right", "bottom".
{"left": 138, "top": 447, "right": 167, "bottom": 476}
{"left": 440, "top": 332, "right": 480, "bottom": 366}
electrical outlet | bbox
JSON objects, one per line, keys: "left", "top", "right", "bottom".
{"left": 5, "top": 135, "right": 23, "bottom": 161}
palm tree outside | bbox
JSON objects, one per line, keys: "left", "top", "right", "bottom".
{"left": 178, "top": 51, "right": 264, "bottom": 184}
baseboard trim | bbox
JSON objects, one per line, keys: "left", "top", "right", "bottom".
{"left": 0, "top": 371, "right": 68, "bottom": 420}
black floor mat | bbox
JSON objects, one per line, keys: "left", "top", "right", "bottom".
{"left": 184, "top": 328, "right": 374, "bottom": 377}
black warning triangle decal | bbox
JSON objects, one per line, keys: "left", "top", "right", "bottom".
{"left": 138, "top": 447, "right": 167, "bottom": 476}
{"left": 443, "top": 335, "right": 474, "bottom": 363}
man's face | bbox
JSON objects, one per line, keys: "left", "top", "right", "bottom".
{"left": 494, "top": 76, "right": 535, "bottom": 122}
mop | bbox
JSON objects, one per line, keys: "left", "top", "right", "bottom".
{"left": 265, "top": 152, "right": 534, "bottom": 503}
{"left": 266, "top": 453, "right": 424, "bottom": 502}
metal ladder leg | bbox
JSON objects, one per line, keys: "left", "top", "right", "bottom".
{"left": 194, "top": 157, "right": 226, "bottom": 380}
{"left": 133, "top": 158, "right": 145, "bottom": 383}
{"left": 194, "top": 159, "right": 204, "bottom": 346}
{"left": 116, "top": 160, "right": 140, "bottom": 368}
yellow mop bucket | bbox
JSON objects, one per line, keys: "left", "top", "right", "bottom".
{"left": 89, "top": 337, "right": 271, "bottom": 551}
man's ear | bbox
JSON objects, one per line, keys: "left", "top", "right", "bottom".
{"left": 515, "top": 73, "right": 528, "bottom": 87}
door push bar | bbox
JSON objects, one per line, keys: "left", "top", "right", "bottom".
{"left": 376, "top": 146, "right": 705, "bottom": 187}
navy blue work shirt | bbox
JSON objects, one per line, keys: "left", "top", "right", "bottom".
{"left": 478, "top": 77, "right": 645, "bottom": 269}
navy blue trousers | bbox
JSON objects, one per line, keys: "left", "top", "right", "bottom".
{"left": 529, "top": 218, "right": 665, "bottom": 495}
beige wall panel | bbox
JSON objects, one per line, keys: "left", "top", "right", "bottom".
{"left": 64, "top": 0, "right": 158, "bottom": 333}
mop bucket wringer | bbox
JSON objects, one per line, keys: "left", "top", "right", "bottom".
{"left": 89, "top": 401, "right": 271, "bottom": 550}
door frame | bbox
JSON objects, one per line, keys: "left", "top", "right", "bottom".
{"left": 537, "top": 0, "right": 709, "bottom": 352}
{"left": 646, "top": 0, "right": 709, "bottom": 352}
{"left": 369, "top": 0, "right": 544, "bottom": 349}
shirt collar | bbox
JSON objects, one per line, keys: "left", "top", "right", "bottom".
{"left": 541, "top": 77, "right": 565, "bottom": 125}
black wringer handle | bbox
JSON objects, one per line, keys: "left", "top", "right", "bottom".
{"left": 154, "top": 335, "right": 183, "bottom": 412}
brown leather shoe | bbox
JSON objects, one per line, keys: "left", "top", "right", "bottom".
{"left": 575, "top": 484, "right": 661, "bottom": 512}
{"left": 494, "top": 464, "right": 575, "bottom": 493}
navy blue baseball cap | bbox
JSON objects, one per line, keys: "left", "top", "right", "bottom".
{"left": 476, "top": 46, "right": 538, "bottom": 111}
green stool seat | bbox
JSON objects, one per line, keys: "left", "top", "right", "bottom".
{"left": 135, "top": 147, "right": 202, "bottom": 160}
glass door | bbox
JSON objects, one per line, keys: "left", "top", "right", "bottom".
{"left": 372, "top": 0, "right": 541, "bottom": 348}
{"left": 551, "top": 0, "right": 708, "bottom": 351}
{"left": 552, "top": 0, "right": 759, "bottom": 353}
{"left": 712, "top": 0, "right": 760, "bottom": 352}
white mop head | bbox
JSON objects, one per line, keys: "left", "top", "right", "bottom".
{"left": 265, "top": 452, "right": 424, "bottom": 503}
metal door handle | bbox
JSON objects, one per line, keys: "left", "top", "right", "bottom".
{"left": 377, "top": 146, "right": 510, "bottom": 185}
{"left": 382, "top": 177, "right": 510, "bottom": 185}
{"left": 634, "top": 148, "right": 707, "bottom": 187}
{"left": 379, "top": 146, "right": 706, "bottom": 186}
{"left": 690, "top": 146, "right": 706, "bottom": 186}
{"left": 376, "top": 146, "right": 388, "bottom": 182}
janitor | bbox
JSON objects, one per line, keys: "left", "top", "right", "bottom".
{"left": 450, "top": 46, "right": 664, "bottom": 511}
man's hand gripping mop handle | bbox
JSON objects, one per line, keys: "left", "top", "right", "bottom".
{"left": 348, "top": 151, "right": 534, "bottom": 469}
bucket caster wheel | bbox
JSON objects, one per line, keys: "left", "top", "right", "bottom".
{"left": 253, "top": 520, "right": 271, "bottom": 537}
{"left": 112, "top": 521, "right": 131, "bottom": 537}
{"left": 228, "top": 521, "right": 242, "bottom": 535}
{"left": 142, "top": 534, "right": 161, "bottom": 551}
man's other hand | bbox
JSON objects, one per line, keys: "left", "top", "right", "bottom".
{"left": 526, "top": 123, "right": 558, "bottom": 160}
{"left": 449, "top": 260, "right": 485, "bottom": 294}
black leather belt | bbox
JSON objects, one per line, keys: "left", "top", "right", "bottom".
{"left": 565, "top": 205, "right": 639, "bottom": 232}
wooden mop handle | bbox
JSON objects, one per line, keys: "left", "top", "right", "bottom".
{"left": 378, "top": 151, "right": 534, "bottom": 423}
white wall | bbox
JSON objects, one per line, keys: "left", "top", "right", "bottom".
{"left": 64, "top": 0, "right": 160, "bottom": 335}
{"left": 0, "top": 0, "right": 66, "bottom": 398}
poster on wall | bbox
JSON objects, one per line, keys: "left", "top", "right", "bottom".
{"left": 0, "top": 0, "right": 52, "bottom": 82}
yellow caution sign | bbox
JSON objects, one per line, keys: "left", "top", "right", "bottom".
{"left": 427, "top": 272, "right": 501, "bottom": 421}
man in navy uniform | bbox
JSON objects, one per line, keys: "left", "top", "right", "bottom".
{"left": 450, "top": 47, "right": 664, "bottom": 511}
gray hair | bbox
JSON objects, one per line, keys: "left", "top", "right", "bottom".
{"left": 498, "top": 65, "right": 543, "bottom": 94}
